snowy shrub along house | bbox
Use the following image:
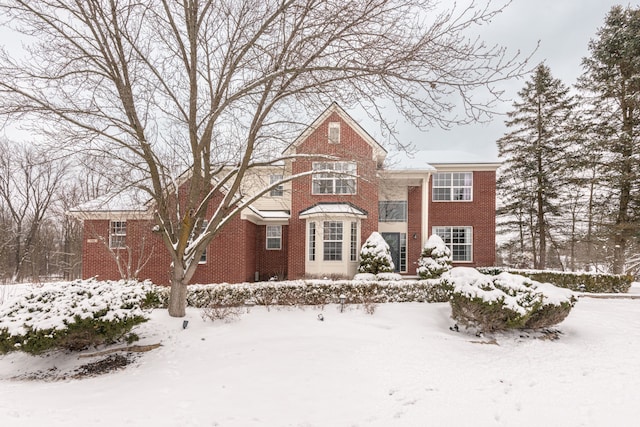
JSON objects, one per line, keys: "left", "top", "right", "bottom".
{"left": 70, "top": 103, "right": 499, "bottom": 285}
{"left": 417, "top": 234, "right": 452, "bottom": 279}
{"left": 358, "top": 232, "right": 394, "bottom": 275}
{"left": 447, "top": 268, "right": 576, "bottom": 332}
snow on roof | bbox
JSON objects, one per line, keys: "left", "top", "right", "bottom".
{"left": 248, "top": 208, "right": 290, "bottom": 219}
{"left": 385, "top": 149, "right": 500, "bottom": 170}
{"left": 299, "top": 202, "right": 367, "bottom": 217}
{"left": 69, "top": 187, "right": 151, "bottom": 213}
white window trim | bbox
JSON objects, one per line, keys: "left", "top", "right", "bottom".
{"left": 308, "top": 221, "right": 316, "bottom": 261}
{"left": 432, "top": 226, "right": 473, "bottom": 263}
{"left": 266, "top": 225, "right": 282, "bottom": 250}
{"left": 311, "top": 161, "right": 357, "bottom": 195}
{"left": 379, "top": 200, "right": 407, "bottom": 222}
{"left": 269, "top": 174, "right": 284, "bottom": 197}
{"left": 432, "top": 172, "right": 473, "bottom": 202}
{"left": 109, "top": 220, "right": 127, "bottom": 249}
{"left": 328, "top": 122, "right": 340, "bottom": 144}
{"left": 188, "top": 220, "right": 208, "bottom": 264}
{"left": 323, "top": 221, "right": 343, "bottom": 261}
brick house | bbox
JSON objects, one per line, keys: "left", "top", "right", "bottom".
{"left": 70, "top": 103, "right": 498, "bottom": 285}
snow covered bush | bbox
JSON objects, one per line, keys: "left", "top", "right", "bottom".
{"left": 477, "top": 267, "right": 633, "bottom": 293}
{"left": 447, "top": 268, "right": 576, "bottom": 332}
{"left": 416, "top": 234, "right": 452, "bottom": 279}
{"left": 0, "top": 280, "right": 156, "bottom": 355}
{"left": 358, "top": 232, "right": 394, "bottom": 274}
{"left": 353, "top": 272, "right": 402, "bottom": 281}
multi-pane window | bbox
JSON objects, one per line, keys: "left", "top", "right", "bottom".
{"left": 399, "top": 233, "right": 407, "bottom": 272}
{"left": 432, "top": 172, "right": 473, "bottom": 201}
{"left": 266, "top": 225, "right": 282, "bottom": 250}
{"left": 308, "top": 222, "right": 316, "bottom": 261}
{"left": 312, "top": 162, "right": 356, "bottom": 195}
{"left": 350, "top": 221, "right": 358, "bottom": 262}
{"left": 379, "top": 201, "right": 407, "bottom": 222}
{"left": 323, "top": 221, "right": 343, "bottom": 261}
{"left": 432, "top": 226, "right": 473, "bottom": 262}
{"left": 328, "top": 122, "right": 340, "bottom": 144}
{"left": 189, "top": 220, "right": 208, "bottom": 263}
{"left": 109, "top": 221, "right": 127, "bottom": 249}
{"left": 270, "top": 174, "right": 284, "bottom": 197}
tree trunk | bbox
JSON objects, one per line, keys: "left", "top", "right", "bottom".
{"left": 168, "top": 276, "right": 188, "bottom": 317}
{"left": 168, "top": 260, "right": 189, "bottom": 317}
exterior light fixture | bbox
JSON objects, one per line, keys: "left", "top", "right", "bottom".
{"left": 339, "top": 294, "right": 346, "bottom": 313}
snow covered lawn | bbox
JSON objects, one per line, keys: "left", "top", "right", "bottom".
{"left": 1, "top": 296, "right": 640, "bottom": 426}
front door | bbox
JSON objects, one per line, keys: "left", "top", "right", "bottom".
{"left": 381, "top": 232, "right": 400, "bottom": 272}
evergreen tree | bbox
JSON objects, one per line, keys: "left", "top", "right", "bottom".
{"left": 578, "top": 5, "right": 640, "bottom": 274}
{"left": 358, "top": 232, "right": 394, "bottom": 275}
{"left": 497, "top": 64, "right": 575, "bottom": 269}
{"left": 416, "top": 234, "right": 452, "bottom": 279}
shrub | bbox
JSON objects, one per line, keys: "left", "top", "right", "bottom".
{"left": 201, "top": 302, "right": 245, "bottom": 323}
{"left": 0, "top": 280, "right": 154, "bottom": 355}
{"left": 358, "top": 232, "right": 394, "bottom": 274}
{"left": 448, "top": 268, "right": 576, "bottom": 332}
{"left": 477, "top": 267, "right": 632, "bottom": 293}
{"left": 156, "top": 278, "right": 453, "bottom": 310}
{"left": 416, "top": 235, "right": 452, "bottom": 279}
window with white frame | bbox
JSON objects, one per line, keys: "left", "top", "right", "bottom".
{"left": 379, "top": 201, "right": 407, "bottom": 222}
{"left": 308, "top": 222, "right": 316, "bottom": 261}
{"left": 269, "top": 174, "right": 284, "bottom": 197}
{"left": 323, "top": 221, "right": 343, "bottom": 261}
{"left": 189, "top": 220, "right": 208, "bottom": 263}
{"left": 350, "top": 221, "right": 358, "bottom": 262}
{"left": 432, "top": 226, "right": 473, "bottom": 262}
{"left": 432, "top": 172, "right": 473, "bottom": 201}
{"left": 109, "top": 221, "right": 127, "bottom": 249}
{"left": 312, "top": 162, "right": 356, "bottom": 195}
{"left": 266, "top": 225, "right": 282, "bottom": 250}
{"left": 328, "top": 122, "right": 340, "bottom": 144}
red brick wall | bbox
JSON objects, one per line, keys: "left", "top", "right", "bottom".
{"left": 407, "top": 186, "right": 423, "bottom": 274}
{"left": 288, "top": 112, "right": 380, "bottom": 278}
{"left": 82, "top": 213, "right": 255, "bottom": 285}
{"left": 81, "top": 218, "right": 168, "bottom": 283}
{"left": 428, "top": 170, "right": 496, "bottom": 267}
{"left": 255, "top": 225, "right": 289, "bottom": 280}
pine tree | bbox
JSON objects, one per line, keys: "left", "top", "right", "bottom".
{"left": 358, "top": 232, "right": 394, "bottom": 275}
{"left": 497, "top": 64, "right": 575, "bottom": 269}
{"left": 416, "top": 234, "right": 452, "bottom": 279}
{"left": 578, "top": 5, "right": 640, "bottom": 274}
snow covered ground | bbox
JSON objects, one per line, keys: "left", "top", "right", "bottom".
{"left": 1, "top": 287, "right": 640, "bottom": 426}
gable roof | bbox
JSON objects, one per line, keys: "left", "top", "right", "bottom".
{"left": 283, "top": 102, "right": 387, "bottom": 163}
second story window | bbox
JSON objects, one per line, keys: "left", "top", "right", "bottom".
{"left": 328, "top": 122, "right": 340, "bottom": 144}
{"left": 270, "top": 174, "right": 284, "bottom": 197}
{"left": 312, "top": 162, "right": 356, "bottom": 195}
{"left": 432, "top": 172, "right": 472, "bottom": 201}
{"left": 109, "top": 220, "right": 127, "bottom": 249}
{"left": 379, "top": 201, "right": 407, "bottom": 222}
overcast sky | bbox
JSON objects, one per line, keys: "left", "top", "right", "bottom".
{"left": 381, "top": 0, "right": 627, "bottom": 163}
{"left": 0, "top": 0, "right": 627, "bottom": 163}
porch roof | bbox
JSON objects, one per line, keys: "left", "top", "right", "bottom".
{"left": 299, "top": 202, "right": 367, "bottom": 218}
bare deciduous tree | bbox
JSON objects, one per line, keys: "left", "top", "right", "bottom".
{"left": 0, "top": 0, "right": 531, "bottom": 316}
{"left": 0, "top": 139, "right": 66, "bottom": 282}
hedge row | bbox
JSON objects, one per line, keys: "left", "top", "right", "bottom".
{"left": 477, "top": 267, "right": 632, "bottom": 293}
{"left": 154, "top": 279, "right": 452, "bottom": 308}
